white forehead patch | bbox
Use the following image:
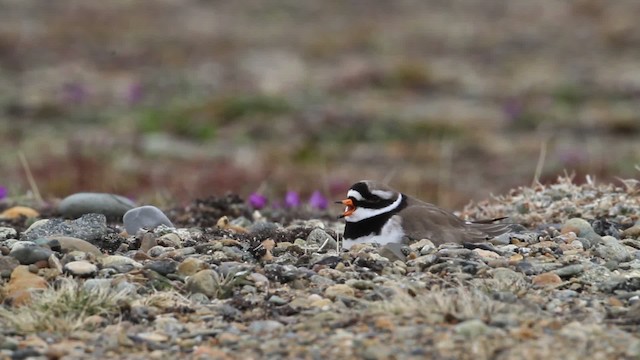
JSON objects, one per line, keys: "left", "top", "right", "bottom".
{"left": 347, "top": 190, "right": 364, "bottom": 201}
{"left": 371, "top": 189, "right": 394, "bottom": 199}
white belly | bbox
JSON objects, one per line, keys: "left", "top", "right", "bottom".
{"left": 342, "top": 216, "right": 405, "bottom": 250}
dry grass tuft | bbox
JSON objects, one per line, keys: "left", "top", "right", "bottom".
{"left": 376, "top": 285, "right": 527, "bottom": 324}
{"left": 0, "top": 278, "right": 133, "bottom": 334}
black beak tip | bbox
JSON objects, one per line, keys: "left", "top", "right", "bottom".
{"left": 334, "top": 200, "right": 344, "bottom": 204}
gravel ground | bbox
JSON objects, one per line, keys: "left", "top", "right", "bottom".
{"left": 1, "top": 175, "right": 640, "bottom": 359}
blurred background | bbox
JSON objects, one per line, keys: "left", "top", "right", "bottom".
{"left": 1, "top": 0, "right": 639, "bottom": 209}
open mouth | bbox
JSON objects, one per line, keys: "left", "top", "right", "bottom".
{"left": 337, "top": 198, "right": 356, "bottom": 218}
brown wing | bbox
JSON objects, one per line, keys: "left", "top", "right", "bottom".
{"left": 398, "top": 200, "right": 511, "bottom": 246}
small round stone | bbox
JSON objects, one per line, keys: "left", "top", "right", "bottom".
{"left": 58, "top": 192, "right": 136, "bottom": 219}
{"left": 64, "top": 260, "right": 98, "bottom": 277}
{"left": 123, "top": 206, "right": 174, "bottom": 235}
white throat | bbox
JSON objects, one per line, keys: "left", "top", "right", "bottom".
{"left": 345, "top": 194, "right": 403, "bottom": 222}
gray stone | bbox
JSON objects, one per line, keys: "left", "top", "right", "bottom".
{"left": 147, "top": 245, "right": 172, "bottom": 258}
{"left": 22, "top": 213, "right": 108, "bottom": 243}
{"left": 123, "top": 206, "right": 173, "bottom": 235}
{"left": 0, "top": 227, "right": 17, "bottom": 241}
{"left": 489, "top": 267, "right": 528, "bottom": 292}
{"left": 594, "top": 236, "right": 634, "bottom": 263}
{"left": 306, "top": 228, "right": 337, "bottom": 250}
{"left": 9, "top": 244, "right": 53, "bottom": 265}
{"left": 64, "top": 260, "right": 98, "bottom": 277}
{"left": 185, "top": 269, "right": 222, "bottom": 298}
{"left": 248, "top": 221, "right": 279, "bottom": 234}
{"left": 407, "top": 254, "right": 438, "bottom": 269}
{"left": 554, "top": 263, "right": 587, "bottom": 278}
{"left": 379, "top": 243, "right": 407, "bottom": 262}
{"left": 563, "top": 218, "right": 602, "bottom": 245}
{"left": 248, "top": 320, "right": 284, "bottom": 334}
{"left": 58, "top": 192, "right": 136, "bottom": 219}
{"left": 144, "top": 259, "right": 178, "bottom": 276}
{"left": 267, "top": 295, "right": 288, "bottom": 305}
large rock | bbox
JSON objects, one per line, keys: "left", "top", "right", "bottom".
{"left": 58, "top": 192, "right": 136, "bottom": 219}
{"left": 123, "top": 206, "right": 174, "bottom": 235}
{"left": 22, "top": 213, "right": 108, "bottom": 243}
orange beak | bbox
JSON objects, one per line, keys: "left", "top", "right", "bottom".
{"left": 338, "top": 198, "right": 356, "bottom": 218}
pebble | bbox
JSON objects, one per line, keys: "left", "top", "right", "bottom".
{"left": 185, "top": 269, "right": 223, "bottom": 298}
{"left": 100, "top": 255, "right": 142, "bottom": 270}
{"left": 532, "top": 272, "right": 562, "bottom": 286}
{"left": 9, "top": 244, "right": 53, "bottom": 265}
{"left": 0, "top": 206, "right": 39, "bottom": 220}
{"left": 64, "top": 260, "right": 98, "bottom": 277}
{"left": 561, "top": 218, "right": 602, "bottom": 245}
{"left": 144, "top": 259, "right": 178, "bottom": 276}
{"left": 324, "top": 284, "right": 355, "bottom": 299}
{"left": 4, "top": 266, "right": 48, "bottom": 306}
{"left": 45, "top": 236, "right": 102, "bottom": 256}
{"left": 489, "top": 267, "right": 527, "bottom": 291}
{"left": 148, "top": 245, "right": 173, "bottom": 258}
{"left": 622, "top": 225, "right": 640, "bottom": 239}
{"left": 177, "top": 257, "right": 209, "bottom": 276}
{"left": 554, "top": 264, "right": 586, "bottom": 278}
{"left": 306, "top": 228, "right": 337, "bottom": 250}
{"left": 123, "top": 206, "right": 174, "bottom": 235}
{"left": 58, "top": 192, "right": 136, "bottom": 219}
{"left": 379, "top": 243, "right": 407, "bottom": 262}
{"left": 22, "top": 213, "right": 108, "bottom": 243}
{"left": 248, "top": 320, "right": 284, "bottom": 334}
{"left": 594, "top": 236, "right": 634, "bottom": 263}
{"left": 0, "top": 227, "right": 17, "bottom": 240}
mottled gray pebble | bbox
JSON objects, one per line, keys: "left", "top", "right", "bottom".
{"left": 123, "top": 206, "right": 174, "bottom": 235}
{"left": 22, "top": 213, "right": 108, "bottom": 243}
{"left": 0, "top": 227, "right": 17, "bottom": 241}
{"left": 58, "top": 192, "right": 136, "bottom": 219}
{"left": 306, "top": 228, "right": 337, "bottom": 251}
{"left": 489, "top": 267, "right": 527, "bottom": 291}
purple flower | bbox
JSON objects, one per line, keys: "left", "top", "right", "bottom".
{"left": 308, "top": 190, "right": 328, "bottom": 210}
{"left": 248, "top": 193, "right": 268, "bottom": 209}
{"left": 126, "top": 82, "right": 144, "bottom": 105}
{"left": 285, "top": 191, "right": 301, "bottom": 208}
{"left": 61, "top": 82, "right": 88, "bottom": 104}
{"left": 0, "top": 186, "right": 6, "bottom": 200}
